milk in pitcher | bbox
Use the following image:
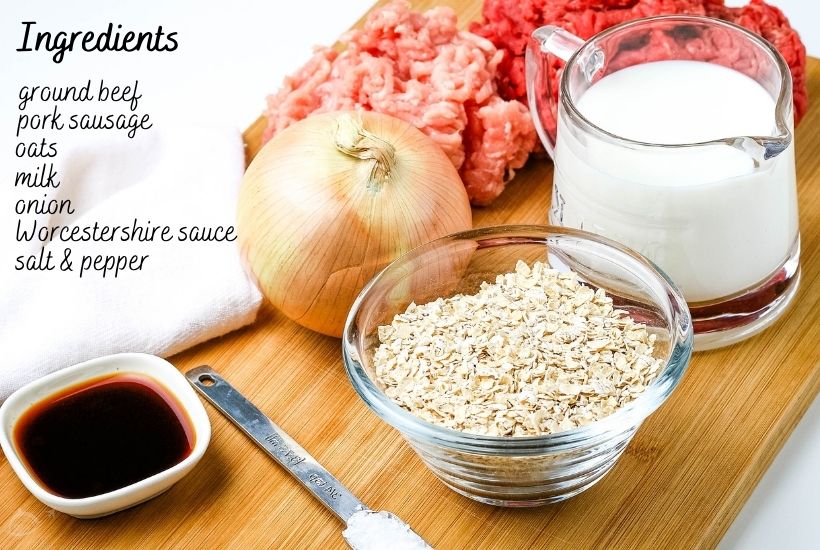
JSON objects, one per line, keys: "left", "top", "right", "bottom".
{"left": 552, "top": 60, "right": 798, "bottom": 302}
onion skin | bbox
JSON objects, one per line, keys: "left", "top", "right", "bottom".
{"left": 238, "top": 111, "right": 473, "bottom": 337}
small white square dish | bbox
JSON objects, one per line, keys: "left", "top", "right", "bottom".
{"left": 0, "top": 353, "right": 211, "bottom": 518}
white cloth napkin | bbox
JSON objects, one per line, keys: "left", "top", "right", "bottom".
{"left": 0, "top": 125, "right": 262, "bottom": 402}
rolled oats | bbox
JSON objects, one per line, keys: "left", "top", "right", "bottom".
{"left": 373, "top": 260, "right": 663, "bottom": 436}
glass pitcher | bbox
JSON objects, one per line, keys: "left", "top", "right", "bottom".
{"left": 525, "top": 15, "right": 799, "bottom": 350}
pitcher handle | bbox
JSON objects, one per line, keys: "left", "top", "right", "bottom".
{"left": 525, "top": 26, "right": 585, "bottom": 159}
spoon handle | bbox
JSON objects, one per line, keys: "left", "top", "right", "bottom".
{"left": 186, "top": 365, "right": 367, "bottom": 523}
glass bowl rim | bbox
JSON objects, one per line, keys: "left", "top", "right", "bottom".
{"left": 343, "top": 225, "right": 693, "bottom": 453}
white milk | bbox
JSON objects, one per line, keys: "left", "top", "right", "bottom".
{"left": 552, "top": 60, "right": 798, "bottom": 302}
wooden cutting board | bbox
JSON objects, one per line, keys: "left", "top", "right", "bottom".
{"left": 2, "top": 1, "right": 818, "bottom": 548}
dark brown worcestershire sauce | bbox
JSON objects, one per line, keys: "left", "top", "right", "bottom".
{"left": 13, "top": 373, "right": 194, "bottom": 499}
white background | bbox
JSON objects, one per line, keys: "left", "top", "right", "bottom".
{"left": 1, "top": 1, "right": 818, "bottom": 548}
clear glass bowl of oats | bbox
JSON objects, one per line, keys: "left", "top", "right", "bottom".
{"left": 343, "top": 225, "right": 692, "bottom": 506}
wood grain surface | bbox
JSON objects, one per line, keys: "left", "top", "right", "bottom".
{"left": 2, "top": 1, "right": 819, "bottom": 548}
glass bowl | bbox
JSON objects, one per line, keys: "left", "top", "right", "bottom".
{"left": 343, "top": 225, "right": 692, "bottom": 506}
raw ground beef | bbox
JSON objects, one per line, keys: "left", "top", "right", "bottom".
{"left": 263, "top": 1, "right": 536, "bottom": 205}
{"left": 470, "top": 0, "right": 807, "bottom": 140}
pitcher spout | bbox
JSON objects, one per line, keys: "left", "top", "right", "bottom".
{"left": 759, "top": 135, "right": 791, "bottom": 160}
{"left": 728, "top": 108, "right": 792, "bottom": 166}
{"left": 754, "top": 63, "right": 795, "bottom": 162}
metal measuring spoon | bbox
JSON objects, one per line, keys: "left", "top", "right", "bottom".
{"left": 186, "top": 366, "right": 431, "bottom": 550}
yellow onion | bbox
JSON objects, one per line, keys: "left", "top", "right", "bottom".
{"left": 238, "top": 111, "right": 473, "bottom": 337}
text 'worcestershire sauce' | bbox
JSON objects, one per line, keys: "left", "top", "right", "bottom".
{"left": 13, "top": 373, "right": 194, "bottom": 499}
